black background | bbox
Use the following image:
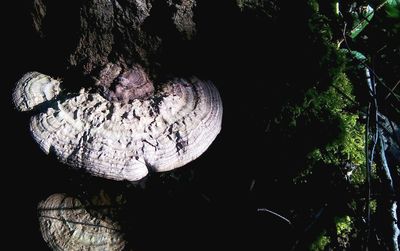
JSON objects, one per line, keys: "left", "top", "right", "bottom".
{"left": 1, "top": 1, "right": 313, "bottom": 250}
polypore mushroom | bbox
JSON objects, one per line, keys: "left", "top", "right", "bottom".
{"left": 12, "top": 72, "right": 61, "bottom": 111}
{"left": 14, "top": 66, "right": 222, "bottom": 181}
{"left": 38, "top": 193, "right": 125, "bottom": 251}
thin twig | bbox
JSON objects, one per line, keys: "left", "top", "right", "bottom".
{"left": 365, "top": 103, "right": 371, "bottom": 249}
{"left": 331, "top": 82, "right": 398, "bottom": 145}
{"left": 351, "top": 0, "right": 387, "bottom": 35}
{"left": 331, "top": 84, "right": 358, "bottom": 106}
{"left": 341, "top": 20, "right": 400, "bottom": 105}
{"left": 38, "top": 215, "right": 121, "bottom": 232}
{"left": 378, "top": 130, "right": 400, "bottom": 251}
{"left": 342, "top": 23, "right": 375, "bottom": 251}
{"left": 257, "top": 208, "right": 292, "bottom": 226}
{"left": 290, "top": 206, "right": 326, "bottom": 251}
{"left": 385, "top": 79, "right": 400, "bottom": 100}
{"left": 338, "top": 1, "right": 387, "bottom": 45}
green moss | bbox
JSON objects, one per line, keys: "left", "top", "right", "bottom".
{"left": 335, "top": 215, "right": 353, "bottom": 236}
{"left": 289, "top": 75, "right": 365, "bottom": 186}
{"left": 288, "top": 72, "right": 365, "bottom": 166}
{"left": 236, "top": 0, "right": 269, "bottom": 11}
{"left": 308, "top": 13, "right": 347, "bottom": 90}
{"left": 310, "top": 113, "right": 365, "bottom": 165}
{"left": 309, "top": 216, "right": 354, "bottom": 250}
{"left": 310, "top": 231, "right": 331, "bottom": 251}
{"left": 334, "top": 215, "right": 354, "bottom": 248}
{"left": 277, "top": 1, "right": 366, "bottom": 186}
{"left": 350, "top": 163, "right": 366, "bottom": 185}
{"left": 308, "top": 0, "right": 319, "bottom": 12}
{"left": 369, "top": 200, "right": 377, "bottom": 213}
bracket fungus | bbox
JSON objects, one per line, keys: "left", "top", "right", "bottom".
{"left": 13, "top": 67, "right": 222, "bottom": 181}
{"left": 12, "top": 72, "right": 61, "bottom": 112}
{"left": 38, "top": 193, "right": 126, "bottom": 251}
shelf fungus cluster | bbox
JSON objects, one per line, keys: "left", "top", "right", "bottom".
{"left": 38, "top": 193, "right": 126, "bottom": 251}
{"left": 13, "top": 67, "right": 222, "bottom": 181}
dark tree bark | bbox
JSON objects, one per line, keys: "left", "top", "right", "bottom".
{"left": 31, "top": 0, "right": 196, "bottom": 75}
{"left": 4, "top": 0, "right": 282, "bottom": 89}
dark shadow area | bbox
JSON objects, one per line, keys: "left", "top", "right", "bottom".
{"left": 4, "top": 1, "right": 396, "bottom": 251}
{"left": 1, "top": 1, "right": 308, "bottom": 250}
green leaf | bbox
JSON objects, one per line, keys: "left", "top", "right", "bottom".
{"left": 351, "top": 51, "right": 366, "bottom": 61}
{"left": 310, "top": 232, "right": 330, "bottom": 251}
{"left": 340, "top": 49, "right": 367, "bottom": 70}
{"left": 349, "top": 5, "right": 374, "bottom": 38}
{"left": 387, "top": 0, "right": 400, "bottom": 8}
{"left": 350, "top": 51, "right": 368, "bottom": 70}
{"left": 386, "top": 0, "right": 400, "bottom": 18}
{"left": 386, "top": 6, "right": 400, "bottom": 17}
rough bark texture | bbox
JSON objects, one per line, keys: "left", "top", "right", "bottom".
{"left": 23, "top": 0, "right": 280, "bottom": 86}
{"left": 30, "top": 0, "right": 197, "bottom": 77}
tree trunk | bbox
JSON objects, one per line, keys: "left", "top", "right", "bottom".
{"left": 31, "top": 0, "right": 196, "bottom": 76}
{"left": 6, "top": 0, "right": 279, "bottom": 86}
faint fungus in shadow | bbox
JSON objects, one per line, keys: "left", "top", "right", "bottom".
{"left": 38, "top": 193, "right": 126, "bottom": 251}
